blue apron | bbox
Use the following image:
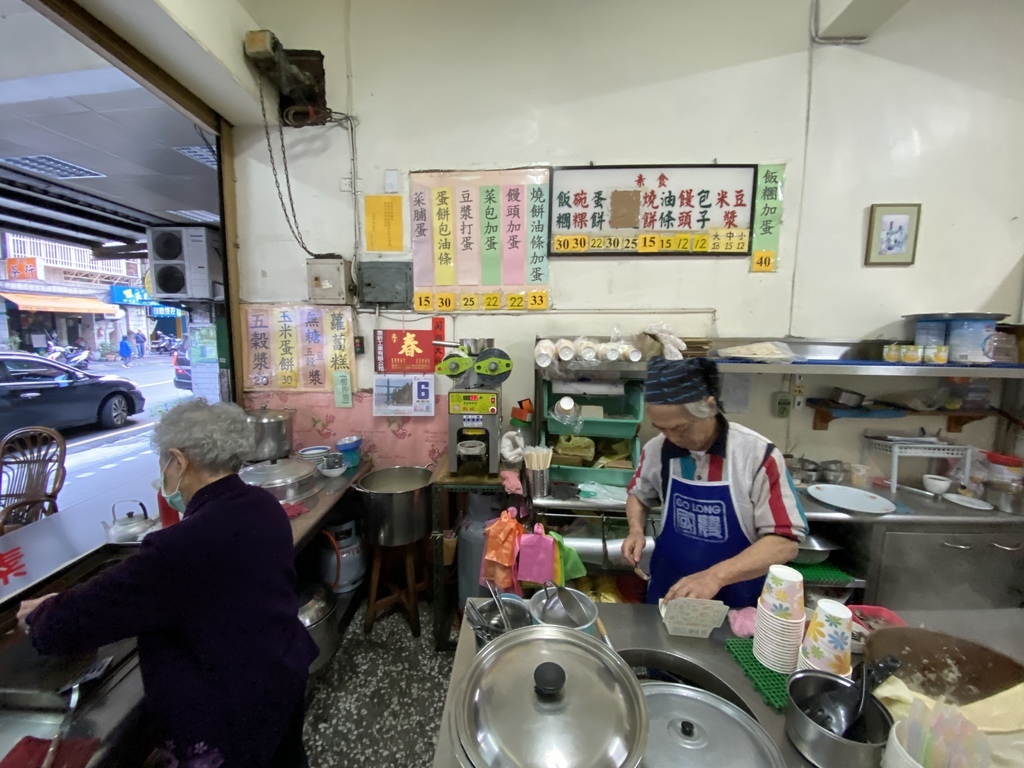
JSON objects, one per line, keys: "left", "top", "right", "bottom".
{"left": 646, "top": 461, "right": 765, "bottom": 608}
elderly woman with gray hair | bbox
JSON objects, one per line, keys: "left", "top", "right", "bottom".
{"left": 17, "top": 399, "right": 318, "bottom": 768}
{"left": 622, "top": 358, "right": 807, "bottom": 608}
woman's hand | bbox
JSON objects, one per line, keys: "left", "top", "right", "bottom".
{"left": 620, "top": 531, "right": 647, "bottom": 566}
{"left": 17, "top": 594, "right": 57, "bottom": 633}
{"left": 664, "top": 570, "right": 723, "bottom": 601}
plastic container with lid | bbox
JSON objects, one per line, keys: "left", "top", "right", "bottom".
{"left": 985, "top": 451, "right": 1023, "bottom": 483}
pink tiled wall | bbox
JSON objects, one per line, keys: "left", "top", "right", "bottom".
{"left": 242, "top": 390, "right": 449, "bottom": 468}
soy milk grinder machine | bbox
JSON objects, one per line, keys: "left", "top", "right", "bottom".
{"left": 435, "top": 338, "right": 512, "bottom": 476}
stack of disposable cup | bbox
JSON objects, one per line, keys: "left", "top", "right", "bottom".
{"left": 753, "top": 565, "right": 806, "bottom": 674}
{"left": 800, "top": 598, "right": 853, "bottom": 677}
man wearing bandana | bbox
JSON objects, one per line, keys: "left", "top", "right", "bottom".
{"left": 622, "top": 358, "right": 807, "bottom": 607}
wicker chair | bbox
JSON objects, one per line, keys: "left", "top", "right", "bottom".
{"left": 0, "top": 427, "right": 67, "bottom": 534}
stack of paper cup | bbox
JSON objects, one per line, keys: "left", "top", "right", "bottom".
{"left": 753, "top": 565, "right": 806, "bottom": 674}
{"left": 800, "top": 598, "right": 853, "bottom": 677}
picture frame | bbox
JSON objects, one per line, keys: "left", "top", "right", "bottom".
{"left": 864, "top": 203, "right": 921, "bottom": 266}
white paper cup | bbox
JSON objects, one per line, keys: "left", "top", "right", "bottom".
{"left": 801, "top": 599, "right": 852, "bottom": 675}
{"left": 534, "top": 339, "right": 556, "bottom": 368}
{"left": 760, "top": 564, "right": 805, "bottom": 618}
{"left": 555, "top": 338, "right": 576, "bottom": 361}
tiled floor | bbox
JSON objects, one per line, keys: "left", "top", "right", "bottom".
{"left": 303, "top": 601, "right": 454, "bottom": 768}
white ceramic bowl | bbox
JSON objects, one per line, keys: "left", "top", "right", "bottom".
{"left": 298, "top": 446, "right": 332, "bottom": 461}
{"left": 318, "top": 464, "right": 349, "bottom": 478}
{"left": 922, "top": 474, "right": 952, "bottom": 494}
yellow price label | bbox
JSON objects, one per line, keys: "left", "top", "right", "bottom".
{"left": 751, "top": 250, "right": 777, "bottom": 273}
{"left": 673, "top": 233, "right": 692, "bottom": 252}
{"left": 482, "top": 292, "right": 502, "bottom": 310}
{"left": 658, "top": 236, "right": 676, "bottom": 251}
{"left": 413, "top": 291, "right": 434, "bottom": 312}
{"left": 434, "top": 292, "right": 456, "bottom": 311}
{"left": 527, "top": 289, "right": 549, "bottom": 311}
{"left": 459, "top": 293, "right": 479, "bottom": 311}
{"left": 692, "top": 234, "right": 710, "bottom": 252}
{"left": 505, "top": 293, "right": 526, "bottom": 311}
{"left": 568, "top": 234, "right": 588, "bottom": 252}
{"left": 552, "top": 235, "right": 572, "bottom": 252}
{"left": 637, "top": 233, "right": 659, "bottom": 253}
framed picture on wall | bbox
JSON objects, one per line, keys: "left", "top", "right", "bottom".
{"left": 864, "top": 203, "right": 921, "bottom": 266}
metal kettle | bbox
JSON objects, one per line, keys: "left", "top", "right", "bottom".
{"left": 102, "top": 500, "right": 158, "bottom": 543}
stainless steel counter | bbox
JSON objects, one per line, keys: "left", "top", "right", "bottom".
{"left": 0, "top": 466, "right": 364, "bottom": 767}
{"left": 433, "top": 603, "right": 1024, "bottom": 768}
{"left": 534, "top": 485, "right": 1024, "bottom": 527}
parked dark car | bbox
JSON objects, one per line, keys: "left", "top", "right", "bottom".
{"left": 0, "top": 352, "right": 145, "bottom": 432}
{"left": 172, "top": 351, "right": 192, "bottom": 392}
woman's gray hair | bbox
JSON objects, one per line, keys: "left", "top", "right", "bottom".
{"left": 684, "top": 397, "right": 718, "bottom": 420}
{"left": 151, "top": 398, "right": 254, "bottom": 473}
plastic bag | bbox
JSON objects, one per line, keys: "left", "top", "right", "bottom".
{"left": 549, "top": 531, "right": 587, "bottom": 583}
{"left": 577, "top": 482, "right": 629, "bottom": 503}
{"left": 715, "top": 341, "right": 798, "bottom": 362}
{"left": 516, "top": 524, "right": 556, "bottom": 585}
{"left": 641, "top": 323, "right": 688, "bottom": 360}
{"left": 480, "top": 509, "right": 524, "bottom": 593}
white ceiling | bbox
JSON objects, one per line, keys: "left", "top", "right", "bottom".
{"left": 0, "top": 0, "right": 219, "bottom": 225}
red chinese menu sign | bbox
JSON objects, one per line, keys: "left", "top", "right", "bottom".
{"left": 374, "top": 320, "right": 445, "bottom": 373}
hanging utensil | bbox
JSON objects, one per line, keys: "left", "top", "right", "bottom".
{"left": 485, "top": 579, "right": 510, "bottom": 631}
{"left": 804, "top": 656, "right": 900, "bottom": 737}
{"left": 40, "top": 683, "right": 80, "bottom": 768}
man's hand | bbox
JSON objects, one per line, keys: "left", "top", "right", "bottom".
{"left": 17, "top": 593, "right": 56, "bottom": 633}
{"left": 620, "top": 531, "right": 647, "bottom": 567}
{"left": 665, "top": 570, "right": 723, "bottom": 601}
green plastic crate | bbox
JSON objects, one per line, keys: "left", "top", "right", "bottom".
{"left": 546, "top": 432, "right": 640, "bottom": 487}
{"left": 544, "top": 381, "right": 644, "bottom": 439}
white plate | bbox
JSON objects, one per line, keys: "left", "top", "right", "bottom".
{"left": 808, "top": 484, "right": 896, "bottom": 514}
{"left": 942, "top": 493, "right": 994, "bottom": 510}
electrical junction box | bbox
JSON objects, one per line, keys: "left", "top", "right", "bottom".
{"left": 357, "top": 259, "right": 413, "bottom": 307}
{"left": 306, "top": 259, "right": 352, "bottom": 304}
{"left": 772, "top": 392, "right": 794, "bottom": 419}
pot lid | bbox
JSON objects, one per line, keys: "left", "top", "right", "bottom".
{"left": 239, "top": 457, "right": 315, "bottom": 488}
{"left": 245, "top": 408, "right": 293, "bottom": 424}
{"left": 454, "top": 625, "right": 648, "bottom": 768}
{"left": 297, "top": 584, "right": 336, "bottom": 626}
{"left": 639, "top": 682, "right": 785, "bottom": 768}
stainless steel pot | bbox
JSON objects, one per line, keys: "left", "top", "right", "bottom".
{"left": 239, "top": 458, "right": 320, "bottom": 503}
{"left": 451, "top": 625, "right": 648, "bottom": 768}
{"left": 245, "top": 407, "right": 295, "bottom": 462}
{"left": 785, "top": 670, "right": 892, "bottom": 768}
{"left": 354, "top": 466, "right": 433, "bottom": 546}
{"left": 298, "top": 583, "right": 339, "bottom": 675}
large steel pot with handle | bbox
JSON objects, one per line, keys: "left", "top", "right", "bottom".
{"left": 354, "top": 466, "right": 433, "bottom": 546}
{"left": 244, "top": 407, "right": 295, "bottom": 462}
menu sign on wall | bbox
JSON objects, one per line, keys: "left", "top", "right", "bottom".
{"left": 410, "top": 168, "right": 551, "bottom": 312}
{"left": 548, "top": 165, "right": 756, "bottom": 256}
{"left": 243, "top": 304, "right": 355, "bottom": 393}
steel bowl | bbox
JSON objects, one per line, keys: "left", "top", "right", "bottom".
{"left": 785, "top": 670, "right": 892, "bottom": 768}
{"left": 830, "top": 388, "right": 865, "bottom": 408}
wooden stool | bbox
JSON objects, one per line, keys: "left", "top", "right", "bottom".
{"left": 364, "top": 538, "right": 430, "bottom": 637}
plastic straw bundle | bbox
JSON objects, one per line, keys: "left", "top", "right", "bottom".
{"left": 905, "top": 699, "right": 991, "bottom": 768}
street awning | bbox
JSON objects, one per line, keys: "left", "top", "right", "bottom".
{"left": 0, "top": 291, "right": 117, "bottom": 315}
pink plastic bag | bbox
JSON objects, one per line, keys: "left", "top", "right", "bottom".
{"left": 516, "top": 524, "right": 556, "bottom": 585}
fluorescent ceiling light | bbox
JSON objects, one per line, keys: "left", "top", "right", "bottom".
{"left": 174, "top": 145, "right": 218, "bottom": 169}
{"left": 0, "top": 155, "right": 104, "bottom": 179}
{"left": 167, "top": 210, "right": 220, "bottom": 223}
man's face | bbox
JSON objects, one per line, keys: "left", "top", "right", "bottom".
{"left": 648, "top": 402, "right": 718, "bottom": 451}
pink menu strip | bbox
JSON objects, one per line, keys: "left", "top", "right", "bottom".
{"left": 455, "top": 186, "right": 480, "bottom": 286}
{"left": 501, "top": 185, "right": 526, "bottom": 286}
{"left": 411, "top": 184, "right": 433, "bottom": 287}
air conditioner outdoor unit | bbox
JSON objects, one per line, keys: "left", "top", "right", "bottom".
{"left": 147, "top": 227, "right": 224, "bottom": 300}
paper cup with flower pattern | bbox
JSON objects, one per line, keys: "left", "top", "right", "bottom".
{"left": 801, "top": 598, "right": 852, "bottom": 675}
{"left": 759, "top": 564, "right": 805, "bottom": 619}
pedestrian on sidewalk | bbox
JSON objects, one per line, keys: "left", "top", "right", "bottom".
{"left": 135, "top": 329, "right": 147, "bottom": 358}
{"left": 119, "top": 335, "right": 133, "bottom": 368}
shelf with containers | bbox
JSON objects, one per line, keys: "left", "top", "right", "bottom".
{"left": 534, "top": 338, "right": 648, "bottom": 489}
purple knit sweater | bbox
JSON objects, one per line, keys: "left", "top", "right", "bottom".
{"left": 28, "top": 475, "right": 319, "bottom": 767}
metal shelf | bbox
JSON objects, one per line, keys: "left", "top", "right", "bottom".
{"left": 538, "top": 359, "right": 1024, "bottom": 379}
{"left": 717, "top": 361, "right": 1024, "bottom": 379}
